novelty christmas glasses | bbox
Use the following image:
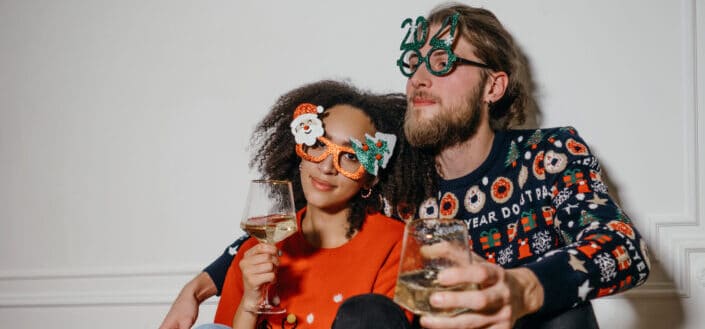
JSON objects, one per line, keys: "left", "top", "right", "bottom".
{"left": 291, "top": 103, "right": 396, "bottom": 180}
{"left": 397, "top": 13, "right": 494, "bottom": 77}
{"left": 296, "top": 137, "right": 366, "bottom": 180}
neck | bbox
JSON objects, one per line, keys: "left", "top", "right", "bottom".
{"left": 435, "top": 121, "right": 495, "bottom": 180}
{"left": 302, "top": 205, "right": 352, "bottom": 248}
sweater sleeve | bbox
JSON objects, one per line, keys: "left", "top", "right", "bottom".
{"left": 203, "top": 234, "right": 249, "bottom": 296}
{"left": 523, "top": 127, "right": 651, "bottom": 316}
{"left": 213, "top": 237, "right": 257, "bottom": 325}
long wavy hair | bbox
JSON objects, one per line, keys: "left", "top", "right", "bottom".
{"left": 249, "top": 80, "right": 435, "bottom": 237}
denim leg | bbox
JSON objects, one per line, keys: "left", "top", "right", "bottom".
{"left": 192, "top": 324, "right": 232, "bottom": 329}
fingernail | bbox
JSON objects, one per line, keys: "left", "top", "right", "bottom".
{"left": 419, "top": 316, "right": 434, "bottom": 326}
{"left": 430, "top": 293, "right": 444, "bottom": 305}
{"left": 437, "top": 270, "right": 448, "bottom": 281}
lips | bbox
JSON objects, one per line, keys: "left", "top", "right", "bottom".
{"left": 412, "top": 97, "right": 437, "bottom": 106}
{"left": 310, "top": 176, "right": 335, "bottom": 191}
{"left": 409, "top": 91, "right": 438, "bottom": 107}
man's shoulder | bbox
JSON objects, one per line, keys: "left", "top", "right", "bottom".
{"left": 505, "top": 126, "right": 584, "bottom": 140}
{"left": 504, "top": 126, "right": 591, "bottom": 154}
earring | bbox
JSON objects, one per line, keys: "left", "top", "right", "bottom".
{"left": 360, "top": 188, "right": 372, "bottom": 199}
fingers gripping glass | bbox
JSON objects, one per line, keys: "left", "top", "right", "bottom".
{"left": 394, "top": 218, "right": 476, "bottom": 316}
{"left": 296, "top": 136, "right": 366, "bottom": 180}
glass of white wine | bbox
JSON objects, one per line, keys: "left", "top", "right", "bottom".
{"left": 240, "top": 179, "right": 298, "bottom": 314}
{"left": 394, "top": 218, "right": 476, "bottom": 316}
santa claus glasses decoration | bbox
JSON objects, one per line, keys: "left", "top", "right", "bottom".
{"left": 290, "top": 103, "right": 396, "bottom": 181}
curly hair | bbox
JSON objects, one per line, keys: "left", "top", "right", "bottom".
{"left": 249, "top": 80, "right": 435, "bottom": 237}
{"left": 427, "top": 3, "right": 529, "bottom": 130}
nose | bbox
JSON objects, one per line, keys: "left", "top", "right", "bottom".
{"left": 408, "top": 62, "right": 432, "bottom": 90}
{"left": 317, "top": 154, "right": 337, "bottom": 175}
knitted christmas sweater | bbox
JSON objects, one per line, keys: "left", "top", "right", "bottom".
{"left": 391, "top": 127, "right": 650, "bottom": 316}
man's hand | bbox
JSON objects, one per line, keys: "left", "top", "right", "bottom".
{"left": 159, "top": 272, "right": 218, "bottom": 329}
{"left": 419, "top": 253, "right": 544, "bottom": 329}
{"left": 159, "top": 292, "right": 199, "bottom": 329}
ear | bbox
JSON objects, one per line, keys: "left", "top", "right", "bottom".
{"left": 363, "top": 176, "right": 380, "bottom": 190}
{"left": 483, "top": 71, "right": 509, "bottom": 104}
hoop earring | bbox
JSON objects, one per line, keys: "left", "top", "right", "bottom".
{"left": 360, "top": 188, "right": 372, "bottom": 199}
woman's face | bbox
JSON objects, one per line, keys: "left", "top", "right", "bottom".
{"left": 299, "top": 104, "right": 377, "bottom": 212}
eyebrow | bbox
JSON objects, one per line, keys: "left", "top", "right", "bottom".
{"left": 323, "top": 135, "right": 353, "bottom": 147}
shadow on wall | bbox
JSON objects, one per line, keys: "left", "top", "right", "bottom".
{"left": 515, "top": 43, "right": 686, "bottom": 328}
{"left": 624, "top": 265, "right": 685, "bottom": 329}
{"left": 599, "top": 161, "right": 686, "bottom": 329}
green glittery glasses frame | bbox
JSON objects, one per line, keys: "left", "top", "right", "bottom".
{"left": 396, "top": 13, "right": 494, "bottom": 77}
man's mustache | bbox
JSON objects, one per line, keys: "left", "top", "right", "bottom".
{"left": 408, "top": 91, "right": 441, "bottom": 104}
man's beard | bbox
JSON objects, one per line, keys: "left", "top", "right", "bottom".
{"left": 404, "top": 85, "right": 484, "bottom": 153}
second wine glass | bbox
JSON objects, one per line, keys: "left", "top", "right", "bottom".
{"left": 394, "top": 218, "right": 476, "bottom": 316}
{"left": 240, "top": 179, "right": 298, "bottom": 314}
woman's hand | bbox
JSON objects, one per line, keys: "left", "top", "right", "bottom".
{"left": 238, "top": 243, "right": 280, "bottom": 311}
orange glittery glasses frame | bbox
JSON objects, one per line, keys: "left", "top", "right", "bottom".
{"left": 295, "top": 136, "right": 366, "bottom": 180}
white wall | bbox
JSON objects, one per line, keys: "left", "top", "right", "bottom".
{"left": 1, "top": 0, "right": 703, "bottom": 328}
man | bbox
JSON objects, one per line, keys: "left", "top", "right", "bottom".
{"left": 160, "top": 3, "right": 650, "bottom": 329}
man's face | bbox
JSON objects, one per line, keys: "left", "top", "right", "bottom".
{"left": 404, "top": 24, "right": 488, "bottom": 151}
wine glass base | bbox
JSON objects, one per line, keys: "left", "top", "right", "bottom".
{"left": 255, "top": 305, "right": 287, "bottom": 315}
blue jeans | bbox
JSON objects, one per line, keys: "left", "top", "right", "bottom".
{"left": 193, "top": 324, "right": 231, "bottom": 329}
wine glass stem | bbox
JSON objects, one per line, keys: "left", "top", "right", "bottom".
{"left": 261, "top": 283, "right": 272, "bottom": 308}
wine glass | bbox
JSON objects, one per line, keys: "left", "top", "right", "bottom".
{"left": 240, "top": 179, "right": 298, "bottom": 314}
{"left": 394, "top": 218, "right": 476, "bottom": 316}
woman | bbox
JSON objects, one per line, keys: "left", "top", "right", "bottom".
{"left": 212, "top": 80, "right": 433, "bottom": 329}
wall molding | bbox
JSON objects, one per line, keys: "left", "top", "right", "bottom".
{"left": 0, "top": 264, "right": 200, "bottom": 280}
{"left": 0, "top": 265, "right": 214, "bottom": 307}
{"left": 632, "top": 0, "right": 705, "bottom": 299}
